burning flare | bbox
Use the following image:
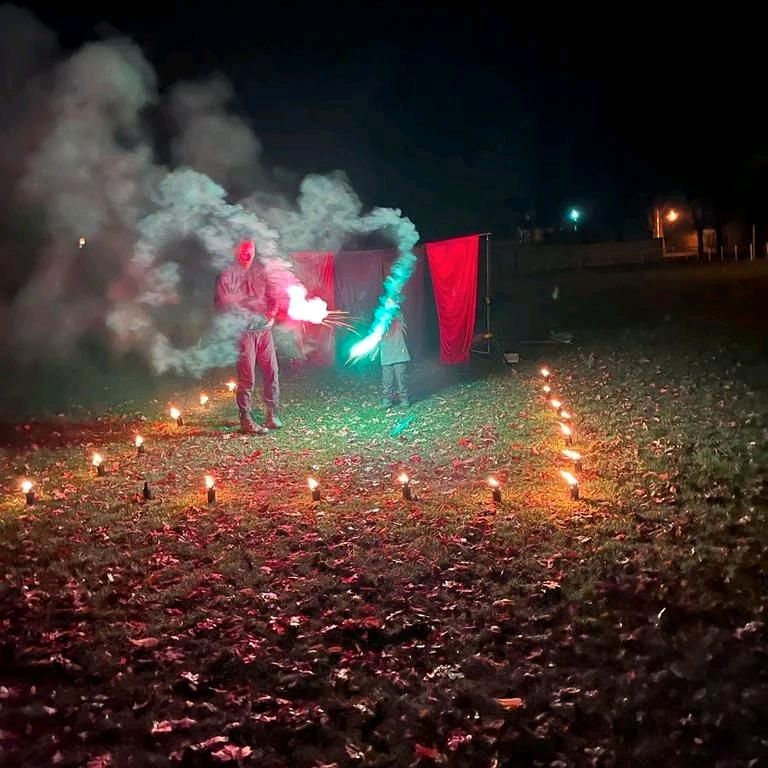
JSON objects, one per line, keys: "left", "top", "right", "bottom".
{"left": 562, "top": 449, "right": 581, "bottom": 462}
{"left": 307, "top": 477, "right": 319, "bottom": 491}
{"left": 21, "top": 479, "right": 33, "bottom": 494}
{"left": 286, "top": 284, "right": 329, "bottom": 324}
{"left": 134, "top": 435, "right": 144, "bottom": 448}
{"left": 170, "top": 407, "right": 181, "bottom": 420}
{"left": 92, "top": 453, "right": 103, "bottom": 467}
{"left": 559, "top": 422, "right": 572, "bottom": 438}
{"left": 549, "top": 399, "right": 562, "bottom": 411}
{"left": 540, "top": 367, "right": 551, "bottom": 379}
{"left": 199, "top": 393, "right": 209, "bottom": 406}
{"left": 226, "top": 380, "right": 237, "bottom": 392}
{"left": 398, "top": 472, "right": 410, "bottom": 485}
{"left": 487, "top": 476, "right": 500, "bottom": 488}
{"left": 542, "top": 384, "right": 551, "bottom": 395}
{"left": 560, "top": 470, "right": 578, "bottom": 487}
{"left": 78, "top": 236, "right": 86, "bottom": 248}
{"left": 204, "top": 475, "right": 215, "bottom": 490}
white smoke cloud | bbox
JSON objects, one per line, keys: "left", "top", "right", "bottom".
{"left": 0, "top": 3, "right": 419, "bottom": 377}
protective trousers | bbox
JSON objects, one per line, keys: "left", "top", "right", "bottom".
{"left": 382, "top": 362, "right": 408, "bottom": 403}
{"left": 236, "top": 330, "right": 279, "bottom": 421}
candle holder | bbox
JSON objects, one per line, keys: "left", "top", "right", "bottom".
{"left": 562, "top": 449, "right": 582, "bottom": 472}
{"left": 205, "top": 475, "right": 216, "bottom": 504}
{"left": 560, "top": 470, "right": 580, "bottom": 500}
{"left": 21, "top": 480, "right": 35, "bottom": 506}
{"left": 92, "top": 454, "right": 105, "bottom": 476}
{"left": 399, "top": 473, "right": 413, "bottom": 501}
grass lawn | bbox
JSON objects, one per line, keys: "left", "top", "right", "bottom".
{"left": 2, "top": 262, "right": 768, "bottom": 767}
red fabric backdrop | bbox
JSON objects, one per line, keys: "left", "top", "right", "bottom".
{"left": 291, "top": 251, "right": 335, "bottom": 367}
{"left": 425, "top": 235, "right": 480, "bottom": 364}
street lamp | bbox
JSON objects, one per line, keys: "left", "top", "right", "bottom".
{"left": 567, "top": 207, "right": 582, "bottom": 231}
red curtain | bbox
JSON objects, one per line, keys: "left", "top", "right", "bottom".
{"left": 291, "top": 251, "right": 335, "bottom": 366}
{"left": 425, "top": 235, "right": 480, "bottom": 364}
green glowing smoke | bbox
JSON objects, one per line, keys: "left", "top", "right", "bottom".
{"left": 349, "top": 209, "right": 419, "bottom": 361}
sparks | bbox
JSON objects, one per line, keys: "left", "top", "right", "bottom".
{"left": 286, "top": 284, "right": 329, "bottom": 324}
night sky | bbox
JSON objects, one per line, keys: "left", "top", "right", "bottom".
{"left": 18, "top": 2, "right": 768, "bottom": 240}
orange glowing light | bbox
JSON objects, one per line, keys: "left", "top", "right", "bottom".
{"left": 665, "top": 208, "right": 679, "bottom": 222}
{"left": 560, "top": 470, "right": 578, "bottom": 486}
{"left": 134, "top": 435, "right": 144, "bottom": 448}
{"left": 21, "top": 479, "right": 33, "bottom": 494}
{"left": 308, "top": 477, "right": 319, "bottom": 491}
{"left": 92, "top": 453, "right": 103, "bottom": 467}
{"left": 487, "top": 476, "right": 499, "bottom": 488}
{"left": 199, "top": 394, "right": 209, "bottom": 406}
{"left": 170, "top": 407, "right": 181, "bottom": 420}
{"left": 226, "top": 381, "right": 237, "bottom": 392}
{"left": 562, "top": 449, "right": 581, "bottom": 461}
{"left": 398, "top": 473, "right": 410, "bottom": 485}
{"left": 204, "top": 475, "right": 215, "bottom": 490}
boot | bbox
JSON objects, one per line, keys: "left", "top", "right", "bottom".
{"left": 240, "top": 417, "right": 268, "bottom": 436}
{"left": 264, "top": 405, "right": 283, "bottom": 430}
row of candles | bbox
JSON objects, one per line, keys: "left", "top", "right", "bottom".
{"left": 15, "top": 373, "right": 581, "bottom": 508}
{"left": 541, "top": 367, "right": 582, "bottom": 500}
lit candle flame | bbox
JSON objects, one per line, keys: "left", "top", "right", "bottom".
{"left": 170, "top": 407, "right": 181, "bottom": 420}
{"left": 204, "top": 475, "right": 215, "bottom": 490}
{"left": 398, "top": 473, "right": 410, "bottom": 485}
{"left": 487, "top": 476, "right": 499, "bottom": 488}
{"left": 226, "top": 381, "right": 236, "bottom": 392}
{"left": 559, "top": 422, "right": 572, "bottom": 437}
{"left": 92, "top": 453, "right": 103, "bottom": 467}
{"left": 21, "top": 479, "right": 33, "bottom": 494}
{"left": 550, "top": 399, "right": 562, "bottom": 411}
{"left": 307, "top": 477, "right": 319, "bottom": 491}
{"left": 562, "top": 449, "right": 581, "bottom": 461}
{"left": 560, "top": 470, "right": 578, "bottom": 487}
{"left": 540, "top": 367, "right": 550, "bottom": 378}
{"left": 199, "top": 394, "right": 209, "bottom": 406}
{"left": 135, "top": 435, "right": 144, "bottom": 448}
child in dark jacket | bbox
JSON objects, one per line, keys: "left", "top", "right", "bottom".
{"left": 380, "top": 314, "right": 410, "bottom": 408}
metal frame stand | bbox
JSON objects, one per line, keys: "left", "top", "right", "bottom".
{"left": 471, "top": 233, "right": 515, "bottom": 364}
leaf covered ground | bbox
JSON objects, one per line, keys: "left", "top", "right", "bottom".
{"left": 2, "top": 263, "right": 768, "bottom": 767}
